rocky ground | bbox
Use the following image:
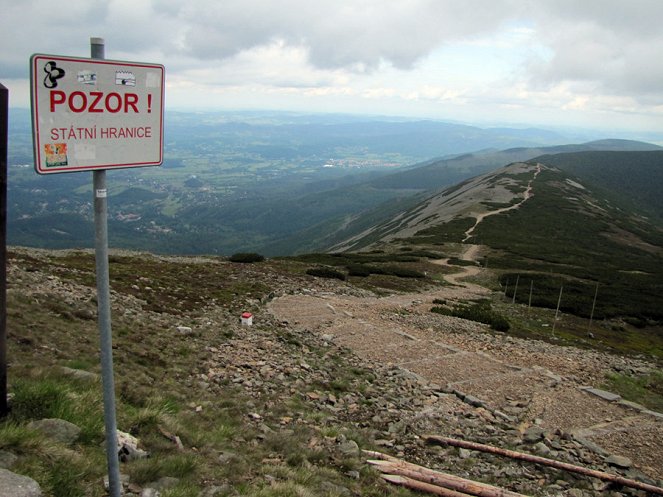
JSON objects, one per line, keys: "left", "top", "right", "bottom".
{"left": 267, "top": 280, "right": 663, "bottom": 494}
{"left": 3, "top": 248, "right": 663, "bottom": 497}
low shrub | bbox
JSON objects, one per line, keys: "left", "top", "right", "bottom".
{"left": 431, "top": 301, "right": 510, "bottom": 332}
{"left": 383, "top": 266, "right": 426, "bottom": 279}
{"left": 346, "top": 264, "right": 371, "bottom": 277}
{"left": 306, "top": 267, "right": 346, "bottom": 281}
{"left": 229, "top": 252, "right": 265, "bottom": 263}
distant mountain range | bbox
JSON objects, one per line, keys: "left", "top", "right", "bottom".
{"left": 6, "top": 107, "right": 662, "bottom": 257}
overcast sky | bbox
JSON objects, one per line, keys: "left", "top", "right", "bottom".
{"left": 2, "top": 0, "right": 662, "bottom": 136}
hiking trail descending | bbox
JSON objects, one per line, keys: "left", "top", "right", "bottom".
{"left": 269, "top": 164, "right": 663, "bottom": 478}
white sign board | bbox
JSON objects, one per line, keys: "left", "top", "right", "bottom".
{"left": 30, "top": 54, "right": 164, "bottom": 174}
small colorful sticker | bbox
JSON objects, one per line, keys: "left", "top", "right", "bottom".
{"left": 115, "top": 71, "right": 136, "bottom": 86}
{"left": 44, "top": 143, "right": 68, "bottom": 168}
{"left": 77, "top": 70, "right": 97, "bottom": 85}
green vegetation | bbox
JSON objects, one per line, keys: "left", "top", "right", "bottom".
{"left": 431, "top": 300, "right": 510, "bottom": 332}
{"left": 3, "top": 250, "right": 419, "bottom": 497}
{"left": 537, "top": 150, "right": 663, "bottom": 222}
{"left": 603, "top": 370, "right": 663, "bottom": 412}
{"left": 306, "top": 267, "right": 346, "bottom": 280}
{"left": 472, "top": 167, "right": 663, "bottom": 324}
{"left": 410, "top": 217, "right": 475, "bottom": 244}
{"left": 229, "top": 252, "right": 266, "bottom": 263}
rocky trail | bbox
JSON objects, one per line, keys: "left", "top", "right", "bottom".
{"left": 269, "top": 164, "right": 663, "bottom": 485}
{"left": 269, "top": 264, "right": 663, "bottom": 485}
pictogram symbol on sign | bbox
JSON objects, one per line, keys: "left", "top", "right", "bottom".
{"left": 43, "top": 61, "right": 66, "bottom": 89}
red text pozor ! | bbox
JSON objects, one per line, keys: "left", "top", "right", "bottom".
{"left": 49, "top": 90, "right": 142, "bottom": 113}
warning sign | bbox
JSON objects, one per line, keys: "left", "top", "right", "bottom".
{"left": 30, "top": 54, "right": 164, "bottom": 174}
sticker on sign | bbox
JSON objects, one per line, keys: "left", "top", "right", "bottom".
{"left": 30, "top": 54, "right": 164, "bottom": 174}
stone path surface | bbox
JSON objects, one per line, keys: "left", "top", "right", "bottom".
{"left": 268, "top": 286, "right": 663, "bottom": 479}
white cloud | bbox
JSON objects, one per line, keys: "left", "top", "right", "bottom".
{"left": 1, "top": 0, "right": 662, "bottom": 133}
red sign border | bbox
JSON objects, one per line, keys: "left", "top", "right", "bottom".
{"left": 30, "top": 54, "right": 165, "bottom": 174}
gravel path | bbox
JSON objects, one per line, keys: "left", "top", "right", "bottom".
{"left": 269, "top": 285, "right": 663, "bottom": 479}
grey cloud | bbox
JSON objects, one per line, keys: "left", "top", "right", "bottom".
{"left": 159, "top": 0, "right": 517, "bottom": 70}
{"left": 523, "top": 1, "right": 663, "bottom": 99}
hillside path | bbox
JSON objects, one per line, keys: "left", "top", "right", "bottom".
{"left": 268, "top": 280, "right": 663, "bottom": 478}
{"left": 463, "top": 163, "right": 542, "bottom": 242}
{"left": 430, "top": 164, "right": 542, "bottom": 288}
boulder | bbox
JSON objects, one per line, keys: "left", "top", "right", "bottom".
{"left": 27, "top": 418, "right": 81, "bottom": 445}
{"left": 0, "top": 469, "right": 42, "bottom": 497}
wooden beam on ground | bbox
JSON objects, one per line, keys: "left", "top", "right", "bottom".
{"left": 382, "top": 474, "right": 474, "bottom": 497}
{"left": 425, "top": 435, "right": 663, "bottom": 496}
{"left": 365, "top": 452, "right": 529, "bottom": 497}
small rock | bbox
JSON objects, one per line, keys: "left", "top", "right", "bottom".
{"left": 27, "top": 418, "right": 81, "bottom": 445}
{"left": 117, "top": 430, "right": 149, "bottom": 461}
{"left": 534, "top": 442, "right": 551, "bottom": 456}
{"left": 605, "top": 454, "right": 632, "bottom": 469}
{"left": 458, "top": 448, "right": 471, "bottom": 459}
{"left": 60, "top": 367, "right": 98, "bottom": 381}
{"left": 337, "top": 439, "right": 360, "bottom": 456}
{"left": 523, "top": 426, "right": 545, "bottom": 443}
{"left": 103, "top": 473, "right": 131, "bottom": 491}
{"left": 0, "top": 468, "right": 42, "bottom": 497}
{"left": 147, "top": 476, "right": 180, "bottom": 491}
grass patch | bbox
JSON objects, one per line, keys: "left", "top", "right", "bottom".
{"left": 432, "top": 300, "right": 510, "bottom": 332}
{"left": 603, "top": 370, "right": 663, "bottom": 412}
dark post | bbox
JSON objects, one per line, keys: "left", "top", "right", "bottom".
{"left": 0, "top": 83, "right": 8, "bottom": 417}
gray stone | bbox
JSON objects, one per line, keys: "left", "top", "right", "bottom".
{"left": 176, "top": 326, "right": 193, "bottom": 335}
{"left": 337, "top": 439, "right": 360, "bottom": 456}
{"left": 523, "top": 426, "right": 545, "bottom": 443}
{"left": 0, "top": 450, "right": 18, "bottom": 469}
{"left": 617, "top": 399, "right": 646, "bottom": 412}
{"left": 0, "top": 469, "right": 42, "bottom": 497}
{"left": 148, "top": 476, "right": 180, "bottom": 490}
{"left": 202, "top": 484, "right": 234, "bottom": 496}
{"left": 574, "top": 437, "right": 608, "bottom": 456}
{"left": 605, "top": 454, "right": 632, "bottom": 469}
{"left": 61, "top": 367, "right": 98, "bottom": 381}
{"left": 27, "top": 418, "right": 81, "bottom": 445}
{"left": 103, "top": 473, "right": 131, "bottom": 491}
{"left": 463, "top": 395, "right": 486, "bottom": 408}
{"left": 643, "top": 409, "right": 663, "bottom": 420}
{"left": 141, "top": 489, "right": 160, "bottom": 497}
{"left": 458, "top": 448, "right": 472, "bottom": 459}
{"left": 581, "top": 388, "right": 621, "bottom": 402}
{"left": 534, "top": 442, "right": 551, "bottom": 456}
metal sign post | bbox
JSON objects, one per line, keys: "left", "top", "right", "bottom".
{"left": 90, "top": 38, "right": 121, "bottom": 497}
{"left": 29, "top": 39, "right": 164, "bottom": 497}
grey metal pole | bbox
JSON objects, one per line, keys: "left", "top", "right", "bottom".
{"left": 91, "top": 37, "right": 121, "bottom": 497}
{"left": 552, "top": 284, "right": 563, "bottom": 338}
{"left": 588, "top": 282, "right": 599, "bottom": 333}
{"left": 511, "top": 274, "right": 519, "bottom": 305}
{"left": 0, "top": 83, "right": 8, "bottom": 418}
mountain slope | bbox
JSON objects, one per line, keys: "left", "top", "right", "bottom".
{"left": 261, "top": 141, "right": 662, "bottom": 254}
{"left": 535, "top": 150, "right": 663, "bottom": 222}
{"left": 328, "top": 154, "right": 663, "bottom": 322}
